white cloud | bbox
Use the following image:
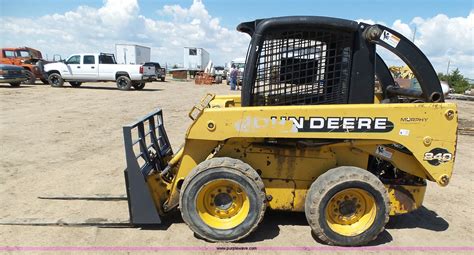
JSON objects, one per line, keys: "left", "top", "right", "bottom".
{"left": 0, "top": 0, "right": 249, "bottom": 66}
{"left": 359, "top": 11, "right": 474, "bottom": 78}
{"left": 0, "top": 1, "right": 472, "bottom": 77}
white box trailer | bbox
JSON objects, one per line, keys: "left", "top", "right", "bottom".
{"left": 115, "top": 44, "right": 151, "bottom": 65}
{"left": 183, "top": 47, "right": 210, "bottom": 70}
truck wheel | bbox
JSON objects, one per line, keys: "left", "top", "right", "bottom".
{"left": 23, "top": 70, "right": 36, "bottom": 84}
{"left": 132, "top": 82, "right": 145, "bottom": 90}
{"left": 305, "top": 166, "right": 389, "bottom": 246}
{"left": 160, "top": 77, "right": 165, "bottom": 82}
{"left": 69, "top": 82, "right": 82, "bottom": 87}
{"left": 9, "top": 82, "right": 21, "bottom": 87}
{"left": 180, "top": 157, "right": 267, "bottom": 242}
{"left": 116, "top": 76, "right": 132, "bottom": 90}
{"left": 48, "top": 73, "right": 64, "bottom": 87}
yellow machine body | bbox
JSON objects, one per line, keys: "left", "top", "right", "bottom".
{"left": 145, "top": 94, "right": 457, "bottom": 216}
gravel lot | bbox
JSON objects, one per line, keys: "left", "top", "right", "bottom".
{"left": 0, "top": 80, "right": 473, "bottom": 254}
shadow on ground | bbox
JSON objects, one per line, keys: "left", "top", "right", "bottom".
{"left": 193, "top": 206, "right": 448, "bottom": 245}
{"left": 0, "top": 84, "right": 34, "bottom": 88}
{"left": 386, "top": 206, "right": 449, "bottom": 231}
{"left": 53, "top": 85, "right": 163, "bottom": 92}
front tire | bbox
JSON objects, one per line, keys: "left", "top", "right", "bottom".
{"left": 23, "top": 70, "right": 36, "bottom": 84}
{"left": 305, "top": 166, "right": 389, "bottom": 246}
{"left": 180, "top": 157, "right": 267, "bottom": 242}
{"left": 116, "top": 76, "right": 132, "bottom": 90}
{"left": 48, "top": 73, "right": 64, "bottom": 87}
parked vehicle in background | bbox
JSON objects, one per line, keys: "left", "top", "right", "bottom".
{"left": 183, "top": 47, "right": 210, "bottom": 70}
{"left": 226, "top": 58, "right": 245, "bottom": 85}
{"left": 144, "top": 62, "right": 166, "bottom": 82}
{"left": 115, "top": 44, "right": 151, "bottom": 65}
{"left": 0, "top": 47, "right": 48, "bottom": 84}
{"left": 0, "top": 64, "right": 27, "bottom": 87}
{"left": 43, "top": 53, "right": 154, "bottom": 90}
{"left": 214, "top": 66, "right": 225, "bottom": 79}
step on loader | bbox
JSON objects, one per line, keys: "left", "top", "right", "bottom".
{"left": 123, "top": 16, "right": 458, "bottom": 246}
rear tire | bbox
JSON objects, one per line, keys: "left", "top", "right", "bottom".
{"left": 48, "top": 73, "right": 64, "bottom": 87}
{"left": 132, "top": 82, "right": 145, "bottom": 90}
{"left": 180, "top": 157, "right": 266, "bottom": 242}
{"left": 9, "top": 82, "right": 21, "bottom": 87}
{"left": 305, "top": 166, "right": 389, "bottom": 246}
{"left": 160, "top": 76, "right": 165, "bottom": 82}
{"left": 23, "top": 70, "right": 36, "bottom": 84}
{"left": 116, "top": 76, "right": 132, "bottom": 90}
{"left": 69, "top": 82, "right": 82, "bottom": 87}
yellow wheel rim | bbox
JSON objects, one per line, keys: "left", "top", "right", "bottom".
{"left": 196, "top": 179, "right": 250, "bottom": 229}
{"left": 325, "top": 188, "right": 377, "bottom": 236}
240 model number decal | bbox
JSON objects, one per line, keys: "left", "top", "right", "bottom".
{"left": 423, "top": 148, "right": 453, "bottom": 166}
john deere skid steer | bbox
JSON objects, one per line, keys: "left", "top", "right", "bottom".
{"left": 123, "top": 16, "right": 457, "bottom": 246}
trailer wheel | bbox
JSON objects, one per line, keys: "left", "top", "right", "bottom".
{"left": 305, "top": 166, "right": 389, "bottom": 246}
{"left": 180, "top": 157, "right": 266, "bottom": 242}
{"left": 48, "top": 73, "right": 64, "bottom": 87}
{"left": 132, "top": 82, "right": 145, "bottom": 90}
{"left": 116, "top": 76, "right": 132, "bottom": 90}
{"left": 69, "top": 82, "right": 82, "bottom": 87}
{"left": 23, "top": 70, "right": 36, "bottom": 84}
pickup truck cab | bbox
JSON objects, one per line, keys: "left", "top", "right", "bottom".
{"left": 44, "top": 53, "right": 154, "bottom": 90}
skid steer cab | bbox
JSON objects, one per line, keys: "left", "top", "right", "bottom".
{"left": 123, "top": 16, "right": 457, "bottom": 246}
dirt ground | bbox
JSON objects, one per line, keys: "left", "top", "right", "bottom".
{"left": 0, "top": 80, "right": 473, "bottom": 254}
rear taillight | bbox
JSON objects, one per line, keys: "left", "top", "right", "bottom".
{"left": 139, "top": 66, "right": 143, "bottom": 74}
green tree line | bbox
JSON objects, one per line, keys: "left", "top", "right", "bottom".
{"left": 438, "top": 68, "right": 472, "bottom": 93}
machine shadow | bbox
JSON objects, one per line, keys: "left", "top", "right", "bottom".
{"left": 137, "top": 211, "right": 184, "bottom": 231}
{"left": 386, "top": 206, "right": 449, "bottom": 231}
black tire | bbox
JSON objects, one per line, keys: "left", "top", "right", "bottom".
{"left": 116, "top": 76, "right": 132, "bottom": 90}
{"left": 69, "top": 82, "right": 82, "bottom": 87}
{"left": 305, "top": 166, "right": 389, "bottom": 246}
{"left": 23, "top": 70, "right": 36, "bottom": 84}
{"left": 132, "top": 82, "right": 145, "bottom": 90}
{"left": 48, "top": 73, "right": 64, "bottom": 87}
{"left": 9, "top": 82, "right": 21, "bottom": 87}
{"left": 180, "top": 157, "right": 267, "bottom": 242}
{"left": 160, "top": 76, "right": 165, "bottom": 82}
{"left": 40, "top": 78, "right": 49, "bottom": 84}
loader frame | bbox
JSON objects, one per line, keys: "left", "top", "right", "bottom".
{"left": 122, "top": 16, "right": 457, "bottom": 227}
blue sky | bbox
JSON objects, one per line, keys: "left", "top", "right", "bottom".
{"left": 1, "top": 0, "right": 473, "bottom": 77}
{"left": 1, "top": 0, "right": 471, "bottom": 27}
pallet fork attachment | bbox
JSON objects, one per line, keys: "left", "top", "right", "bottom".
{"left": 123, "top": 109, "right": 173, "bottom": 225}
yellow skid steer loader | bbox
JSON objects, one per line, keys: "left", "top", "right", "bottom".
{"left": 123, "top": 16, "right": 457, "bottom": 246}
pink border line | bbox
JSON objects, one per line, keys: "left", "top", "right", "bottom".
{"left": 1, "top": 246, "right": 473, "bottom": 251}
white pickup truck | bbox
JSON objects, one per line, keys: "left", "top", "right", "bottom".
{"left": 43, "top": 53, "right": 154, "bottom": 90}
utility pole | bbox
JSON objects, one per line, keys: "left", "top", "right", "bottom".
{"left": 411, "top": 26, "right": 417, "bottom": 42}
{"left": 446, "top": 60, "right": 451, "bottom": 75}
